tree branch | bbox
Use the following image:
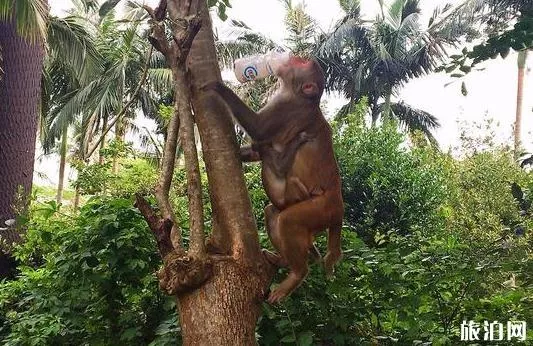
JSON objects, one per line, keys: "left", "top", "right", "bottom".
{"left": 146, "top": 1, "right": 205, "bottom": 256}
{"left": 135, "top": 194, "right": 174, "bottom": 258}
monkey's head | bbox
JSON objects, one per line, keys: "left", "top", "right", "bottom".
{"left": 273, "top": 56, "right": 325, "bottom": 102}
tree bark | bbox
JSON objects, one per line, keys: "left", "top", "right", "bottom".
{"left": 0, "top": 16, "right": 45, "bottom": 277}
{"left": 382, "top": 89, "right": 392, "bottom": 125}
{"left": 514, "top": 50, "right": 528, "bottom": 158}
{"left": 56, "top": 122, "right": 68, "bottom": 205}
{"left": 99, "top": 113, "right": 108, "bottom": 164}
{"left": 180, "top": 3, "right": 273, "bottom": 341}
{"left": 138, "top": 1, "right": 275, "bottom": 343}
{"left": 178, "top": 259, "right": 270, "bottom": 345}
{"left": 185, "top": 1, "right": 260, "bottom": 261}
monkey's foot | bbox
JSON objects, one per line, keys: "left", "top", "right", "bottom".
{"left": 267, "top": 286, "right": 289, "bottom": 304}
{"left": 262, "top": 249, "right": 287, "bottom": 268}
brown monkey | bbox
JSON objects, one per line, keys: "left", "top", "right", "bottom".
{"left": 204, "top": 56, "right": 343, "bottom": 303}
{"left": 241, "top": 131, "right": 312, "bottom": 178}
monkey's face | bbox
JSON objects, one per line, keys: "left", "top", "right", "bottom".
{"left": 273, "top": 57, "right": 325, "bottom": 101}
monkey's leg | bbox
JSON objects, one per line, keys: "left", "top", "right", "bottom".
{"left": 324, "top": 223, "right": 343, "bottom": 277}
{"left": 265, "top": 204, "right": 321, "bottom": 265}
{"left": 268, "top": 192, "right": 341, "bottom": 303}
{"left": 263, "top": 204, "right": 287, "bottom": 268}
{"left": 267, "top": 224, "right": 311, "bottom": 304}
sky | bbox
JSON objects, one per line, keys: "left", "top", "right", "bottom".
{"left": 41, "top": 0, "right": 532, "bottom": 185}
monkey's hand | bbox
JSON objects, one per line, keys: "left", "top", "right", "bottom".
{"left": 240, "top": 145, "right": 261, "bottom": 162}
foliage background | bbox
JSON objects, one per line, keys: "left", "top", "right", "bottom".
{"left": 1, "top": 100, "right": 531, "bottom": 345}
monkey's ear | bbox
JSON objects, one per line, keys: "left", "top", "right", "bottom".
{"left": 301, "top": 82, "right": 319, "bottom": 98}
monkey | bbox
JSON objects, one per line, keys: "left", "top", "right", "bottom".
{"left": 241, "top": 131, "right": 312, "bottom": 178}
{"left": 203, "top": 56, "right": 344, "bottom": 303}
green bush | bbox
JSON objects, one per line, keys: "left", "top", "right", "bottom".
{"left": 0, "top": 197, "right": 178, "bottom": 345}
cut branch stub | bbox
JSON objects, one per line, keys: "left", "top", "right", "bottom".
{"left": 171, "top": 15, "right": 202, "bottom": 64}
{"left": 135, "top": 194, "right": 212, "bottom": 294}
{"left": 158, "top": 252, "right": 213, "bottom": 295}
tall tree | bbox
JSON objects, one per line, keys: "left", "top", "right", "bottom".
{"left": 135, "top": 0, "right": 275, "bottom": 343}
{"left": 317, "top": 0, "right": 480, "bottom": 141}
{"left": 0, "top": 0, "right": 48, "bottom": 277}
{"left": 40, "top": 14, "right": 102, "bottom": 205}
{"left": 436, "top": 0, "right": 532, "bottom": 154}
{"left": 514, "top": 49, "right": 528, "bottom": 157}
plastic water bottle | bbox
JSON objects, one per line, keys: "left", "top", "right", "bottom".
{"left": 233, "top": 50, "right": 291, "bottom": 83}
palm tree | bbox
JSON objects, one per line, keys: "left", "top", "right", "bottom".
{"left": 514, "top": 49, "right": 528, "bottom": 157}
{"left": 44, "top": 6, "right": 169, "bottom": 207}
{"left": 0, "top": 0, "right": 48, "bottom": 278}
{"left": 40, "top": 14, "right": 102, "bottom": 205}
{"left": 317, "top": 0, "right": 480, "bottom": 142}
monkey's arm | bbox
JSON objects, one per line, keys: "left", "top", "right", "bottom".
{"left": 204, "top": 81, "right": 264, "bottom": 140}
{"left": 265, "top": 132, "right": 311, "bottom": 177}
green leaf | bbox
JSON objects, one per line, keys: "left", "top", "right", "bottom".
{"left": 280, "top": 334, "right": 296, "bottom": 343}
{"left": 297, "top": 331, "right": 314, "bottom": 346}
{"left": 499, "top": 47, "right": 510, "bottom": 59}
{"left": 85, "top": 256, "right": 99, "bottom": 268}
{"left": 461, "top": 81, "right": 468, "bottom": 96}
{"left": 99, "top": 0, "right": 122, "bottom": 18}
{"left": 217, "top": 3, "right": 228, "bottom": 21}
{"left": 459, "top": 65, "right": 471, "bottom": 73}
{"left": 445, "top": 65, "right": 457, "bottom": 73}
{"left": 41, "top": 231, "right": 53, "bottom": 243}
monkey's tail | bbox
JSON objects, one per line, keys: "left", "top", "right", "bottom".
{"left": 324, "top": 223, "right": 342, "bottom": 277}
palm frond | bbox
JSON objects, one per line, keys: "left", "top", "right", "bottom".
{"left": 428, "top": 0, "right": 485, "bottom": 40}
{"left": 99, "top": 0, "right": 122, "bottom": 18}
{"left": 147, "top": 68, "right": 172, "bottom": 94}
{"left": 284, "top": 2, "right": 318, "bottom": 55}
{"left": 338, "top": 0, "right": 361, "bottom": 17}
{"left": 380, "top": 101, "right": 440, "bottom": 143}
{"left": 47, "top": 16, "right": 103, "bottom": 85}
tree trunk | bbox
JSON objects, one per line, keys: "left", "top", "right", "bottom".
{"left": 0, "top": 16, "right": 44, "bottom": 277}
{"left": 73, "top": 188, "right": 81, "bottom": 209}
{"left": 178, "top": 259, "right": 270, "bottom": 345}
{"left": 185, "top": 1, "right": 260, "bottom": 260}
{"left": 382, "top": 90, "right": 392, "bottom": 125}
{"left": 56, "top": 122, "right": 68, "bottom": 205}
{"left": 112, "top": 117, "right": 125, "bottom": 174}
{"left": 139, "top": 1, "right": 275, "bottom": 343}
{"left": 99, "top": 113, "right": 108, "bottom": 164}
{"left": 514, "top": 50, "right": 528, "bottom": 158}
{"left": 182, "top": 2, "right": 271, "bottom": 340}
